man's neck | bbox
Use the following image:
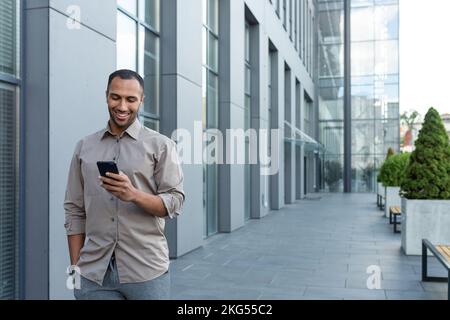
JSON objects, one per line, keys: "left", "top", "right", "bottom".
{"left": 109, "top": 120, "right": 130, "bottom": 137}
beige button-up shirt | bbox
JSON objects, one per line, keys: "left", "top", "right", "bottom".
{"left": 64, "top": 119, "right": 185, "bottom": 285}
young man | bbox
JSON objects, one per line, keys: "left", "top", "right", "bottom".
{"left": 64, "top": 69, "right": 185, "bottom": 300}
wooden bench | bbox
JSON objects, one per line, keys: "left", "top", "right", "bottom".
{"left": 389, "top": 206, "right": 401, "bottom": 233}
{"left": 422, "top": 239, "right": 450, "bottom": 300}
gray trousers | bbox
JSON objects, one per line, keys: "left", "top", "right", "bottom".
{"left": 74, "top": 255, "right": 171, "bottom": 300}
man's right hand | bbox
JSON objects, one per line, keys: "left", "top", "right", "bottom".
{"left": 67, "top": 234, "right": 85, "bottom": 265}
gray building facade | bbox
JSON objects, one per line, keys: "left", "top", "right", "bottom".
{"left": 318, "top": 0, "right": 400, "bottom": 193}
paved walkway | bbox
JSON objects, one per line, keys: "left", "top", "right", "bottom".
{"left": 169, "top": 194, "right": 448, "bottom": 300}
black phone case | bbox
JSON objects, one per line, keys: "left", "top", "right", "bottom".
{"left": 97, "top": 161, "right": 119, "bottom": 177}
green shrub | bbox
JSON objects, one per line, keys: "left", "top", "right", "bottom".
{"left": 400, "top": 107, "right": 450, "bottom": 199}
{"left": 378, "top": 153, "right": 410, "bottom": 187}
{"left": 386, "top": 148, "right": 395, "bottom": 159}
{"left": 377, "top": 148, "right": 396, "bottom": 183}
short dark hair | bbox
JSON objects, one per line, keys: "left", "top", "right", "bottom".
{"left": 107, "top": 69, "right": 144, "bottom": 94}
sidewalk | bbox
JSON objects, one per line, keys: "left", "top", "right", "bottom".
{"left": 169, "top": 193, "right": 448, "bottom": 300}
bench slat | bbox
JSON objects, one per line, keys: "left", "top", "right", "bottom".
{"left": 390, "top": 206, "right": 401, "bottom": 215}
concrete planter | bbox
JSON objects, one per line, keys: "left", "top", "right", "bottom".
{"left": 377, "top": 183, "right": 383, "bottom": 197}
{"left": 401, "top": 198, "right": 450, "bottom": 256}
{"left": 384, "top": 187, "right": 401, "bottom": 218}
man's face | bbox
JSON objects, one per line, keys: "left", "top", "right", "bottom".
{"left": 106, "top": 77, "right": 144, "bottom": 131}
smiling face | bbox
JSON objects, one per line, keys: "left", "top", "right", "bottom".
{"left": 106, "top": 77, "right": 144, "bottom": 135}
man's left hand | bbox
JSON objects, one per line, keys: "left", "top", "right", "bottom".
{"left": 100, "top": 172, "right": 138, "bottom": 202}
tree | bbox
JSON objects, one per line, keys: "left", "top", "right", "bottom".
{"left": 401, "top": 110, "right": 421, "bottom": 147}
{"left": 377, "top": 148, "right": 396, "bottom": 183}
{"left": 386, "top": 147, "right": 395, "bottom": 160}
{"left": 400, "top": 108, "right": 450, "bottom": 199}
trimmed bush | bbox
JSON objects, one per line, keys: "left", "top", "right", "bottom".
{"left": 400, "top": 108, "right": 450, "bottom": 199}
{"left": 377, "top": 148, "right": 396, "bottom": 183}
{"left": 378, "top": 153, "right": 410, "bottom": 187}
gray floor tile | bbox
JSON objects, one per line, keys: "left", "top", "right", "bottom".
{"left": 169, "top": 193, "right": 446, "bottom": 300}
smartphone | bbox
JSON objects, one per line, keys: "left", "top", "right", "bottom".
{"left": 97, "top": 161, "right": 119, "bottom": 177}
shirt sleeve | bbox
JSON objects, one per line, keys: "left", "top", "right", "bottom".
{"left": 64, "top": 140, "right": 87, "bottom": 235}
{"left": 154, "top": 139, "right": 185, "bottom": 219}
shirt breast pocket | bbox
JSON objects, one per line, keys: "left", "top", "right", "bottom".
{"left": 122, "top": 152, "right": 156, "bottom": 189}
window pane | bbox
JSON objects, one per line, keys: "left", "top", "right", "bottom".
{"left": 117, "top": 12, "right": 137, "bottom": 70}
{"left": 205, "top": 164, "right": 218, "bottom": 235}
{"left": 375, "top": 40, "right": 398, "bottom": 75}
{"left": 352, "top": 155, "right": 375, "bottom": 192}
{"left": 202, "top": 67, "right": 207, "bottom": 129}
{"left": 319, "top": 44, "right": 344, "bottom": 77}
{"left": 245, "top": 65, "right": 251, "bottom": 95}
{"left": 351, "top": 6, "right": 374, "bottom": 41}
{"left": 352, "top": 85, "right": 374, "bottom": 119}
{"left": 206, "top": 72, "right": 218, "bottom": 128}
{"left": 118, "top": 0, "right": 137, "bottom": 15}
{"left": 142, "top": 117, "right": 159, "bottom": 132}
{"left": 139, "top": 0, "right": 160, "bottom": 31}
{"left": 208, "top": 34, "right": 218, "bottom": 72}
{"left": 0, "top": 0, "right": 19, "bottom": 76}
{"left": 351, "top": 41, "right": 374, "bottom": 76}
{"left": 0, "top": 82, "right": 19, "bottom": 299}
{"left": 208, "top": 0, "right": 218, "bottom": 34}
{"left": 139, "top": 26, "right": 159, "bottom": 116}
{"left": 374, "top": 4, "right": 398, "bottom": 40}
{"left": 202, "top": 27, "right": 207, "bottom": 65}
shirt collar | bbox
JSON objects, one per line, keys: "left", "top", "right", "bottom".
{"left": 101, "top": 119, "right": 142, "bottom": 141}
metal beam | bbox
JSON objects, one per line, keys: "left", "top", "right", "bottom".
{"left": 344, "top": 0, "right": 352, "bottom": 193}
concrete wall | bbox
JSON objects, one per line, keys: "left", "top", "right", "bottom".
{"left": 160, "top": 0, "right": 204, "bottom": 257}
{"left": 48, "top": 0, "right": 116, "bottom": 300}
{"left": 24, "top": 0, "right": 116, "bottom": 300}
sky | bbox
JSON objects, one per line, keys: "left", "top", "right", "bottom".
{"left": 400, "top": 0, "right": 450, "bottom": 117}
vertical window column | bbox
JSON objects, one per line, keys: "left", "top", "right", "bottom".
{"left": 117, "top": 0, "right": 161, "bottom": 131}
{"left": 202, "top": 0, "right": 219, "bottom": 237}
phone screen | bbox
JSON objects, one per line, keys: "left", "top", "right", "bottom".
{"left": 97, "top": 161, "right": 119, "bottom": 177}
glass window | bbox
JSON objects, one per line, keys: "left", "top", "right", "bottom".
{"left": 117, "top": 0, "right": 137, "bottom": 15}
{"left": 139, "top": 26, "right": 159, "bottom": 117}
{"left": 208, "top": 0, "right": 218, "bottom": 34}
{"left": 374, "top": 4, "right": 398, "bottom": 40}
{"left": 117, "top": 1, "right": 160, "bottom": 130}
{"left": 139, "top": 0, "right": 160, "bottom": 31}
{"left": 0, "top": 0, "right": 19, "bottom": 77}
{"left": 319, "top": 44, "right": 344, "bottom": 78}
{"left": 203, "top": 0, "right": 219, "bottom": 237}
{"left": 351, "top": 6, "right": 374, "bottom": 41}
{"left": 351, "top": 41, "right": 374, "bottom": 76}
{"left": 117, "top": 12, "right": 137, "bottom": 71}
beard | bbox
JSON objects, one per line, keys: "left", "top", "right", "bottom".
{"left": 108, "top": 109, "right": 138, "bottom": 130}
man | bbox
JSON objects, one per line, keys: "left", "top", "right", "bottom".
{"left": 64, "top": 69, "right": 185, "bottom": 300}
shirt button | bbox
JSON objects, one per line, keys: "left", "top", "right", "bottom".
{"left": 110, "top": 197, "right": 114, "bottom": 201}
{"left": 111, "top": 217, "right": 115, "bottom": 222}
